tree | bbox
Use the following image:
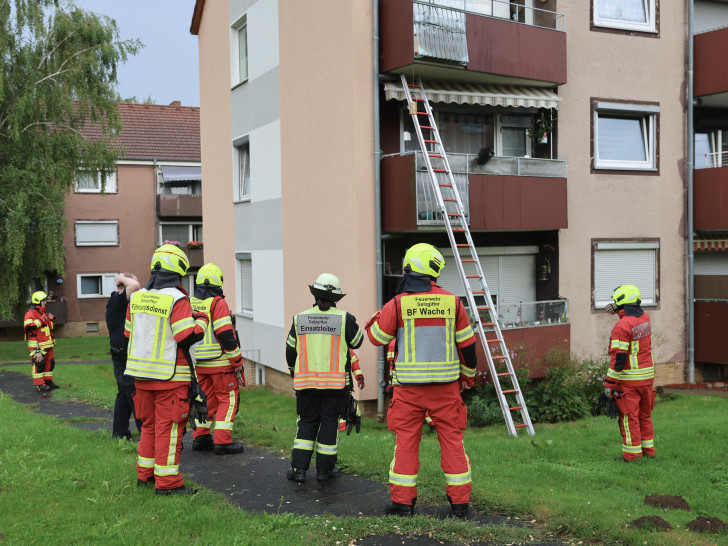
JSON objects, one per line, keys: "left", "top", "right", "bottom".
{"left": 0, "top": 0, "right": 141, "bottom": 320}
{"left": 121, "top": 95, "right": 156, "bottom": 104}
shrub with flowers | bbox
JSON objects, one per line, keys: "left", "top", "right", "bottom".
{"left": 186, "top": 241, "right": 203, "bottom": 250}
{"left": 163, "top": 240, "right": 181, "bottom": 247}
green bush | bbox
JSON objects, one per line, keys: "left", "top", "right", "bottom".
{"left": 528, "top": 344, "right": 610, "bottom": 423}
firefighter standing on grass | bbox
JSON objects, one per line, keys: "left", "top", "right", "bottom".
{"left": 124, "top": 244, "right": 209, "bottom": 495}
{"left": 24, "top": 291, "right": 59, "bottom": 392}
{"left": 604, "top": 284, "right": 656, "bottom": 462}
{"left": 366, "top": 243, "right": 477, "bottom": 517}
{"left": 190, "top": 263, "right": 246, "bottom": 455}
{"left": 285, "top": 273, "right": 364, "bottom": 482}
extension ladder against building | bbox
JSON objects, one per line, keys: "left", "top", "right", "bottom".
{"left": 400, "top": 74, "right": 535, "bottom": 437}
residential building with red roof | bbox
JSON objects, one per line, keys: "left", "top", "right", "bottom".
{"left": 53, "top": 101, "right": 203, "bottom": 336}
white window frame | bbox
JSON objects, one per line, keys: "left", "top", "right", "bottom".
{"left": 236, "top": 252, "right": 253, "bottom": 318}
{"left": 74, "top": 169, "right": 117, "bottom": 194}
{"left": 593, "top": 241, "right": 659, "bottom": 309}
{"left": 593, "top": 102, "right": 658, "bottom": 171}
{"left": 593, "top": 0, "right": 656, "bottom": 33}
{"left": 233, "top": 136, "right": 251, "bottom": 202}
{"left": 75, "top": 220, "right": 119, "bottom": 246}
{"left": 231, "top": 15, "right": 248, "bottom": 86}
{"left": 159, "top": 223, "right": 202, "bottom": 247}
{"left": 77, "top": 273, "right": 117, "bottom": 299}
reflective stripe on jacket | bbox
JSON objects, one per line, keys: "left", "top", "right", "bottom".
{"left": 607, "top": 311, "right": 654, "bottom": 382}
{"left": 291, "top": 307, "right": 349, "bottom": 390}
{"left": 190, "top": 296, "right": 226, "bottom": 365}
{"left": 126, "top": 288, "right": 186, "bottom": 381}
{"left": 368, "top": 284, "right": 475, "bottom": 386}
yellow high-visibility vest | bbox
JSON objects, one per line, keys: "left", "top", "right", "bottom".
{"left": 190, "top": 296, "right": 228, "bottom": 366}
{"left": 126, "top": 288, "right": 187, "bottom": 381}
{"left": 393, "top": 293, "right": 462, "bottom": 384}
{"left": 292, "top": 307, "right": 349, "bottom": 390}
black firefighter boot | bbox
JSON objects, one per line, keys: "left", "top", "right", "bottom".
{"left": 214, "top": 442, "right": 245, "bottom": 455}
{"left": 45, "top": 380, "right": 60, "bottom": 390}
{"left": 386, "top": 498, "right": 416, "bottom": 517}
{"left": 192, "top": 433, "right": 214, "bottom": 451}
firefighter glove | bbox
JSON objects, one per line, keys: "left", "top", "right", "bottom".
{"left": 356, "top": 374, "right": 365, "bottom": 390}
{"left": 235, "top": 368, "right": 246, "bottom": 388}
{"left": 346, "top": 396, "right": 362, "bottom": 436}
{"left": 606, "top": 397, "right": 619, "bottom": 419}
{"left": 187, "top": 381, "right": 209, "bottom": 431}
{"left": 32, "top": 350, "right": 44, "bottom": 364}
{"left": 604, "top": 303, "right": 617, "bottom": 315}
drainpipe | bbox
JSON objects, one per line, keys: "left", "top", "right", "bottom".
{"left": 154, "top": 159, "right": 160, "bottom": 247}
{"left": 687, "top": 0, "right": 695, "bottom": 383}
{"left": 373, "top": 0, "right": 385, "bottom": 420}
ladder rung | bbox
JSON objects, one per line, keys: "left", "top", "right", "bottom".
{"left": 465, "top": 275, "right": 479, "bottom": 279}
{"left": 438, "top": 184, "right": 452, "bottom": 187}
{"left": 424, "top": 139, "right": 438, "bottom": 143}
{"left": 413, "top": 98, "right": 425, "bottom": 102}
{"left": 417, "top": 112, "right": 430, "bottom": 116}
{"left": 502, "top": 389, "right": 518, "bottom": 394}
{"left": 444, "top": 198, "right": 456, "bottom": 202}
{"left": 496, "top": 372, "right": 511, "bottom": 376}
{"left": 482, "top": 322, "right": 495, "bottom": 327}
{"left": 509, "top": 406, "right": 522, "bottom": 411}
{"left": 434, "top": 169, "right": 448, "bottom": 173}
{"left": 408, "top": 83, "right": 420, "bottom": 88}
{"left": 456, "top": 244, "right": 469, "bottom": 247}
{"left": 514, "top": 424, "right": 528, "bottom": 428}
{"left": 492, "top": 355, "right": 506, "bottom": 360}
{"left": 448, "top": 213, "right": 461, "bottom": 217}
{"left": 452, "top": 228, "right": 466, "bottom": 232}
{"left": 428, "top": 153, "right": 442, "bottom": 157}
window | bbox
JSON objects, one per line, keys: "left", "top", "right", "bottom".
{"left": 75, "top": 221, "right": 118, "bottom": 246}
{"left": 234, "top": 138, "right": 251, "bottom": 201}
{"left": 593, "top": 102, "right": 658, "bottom": 171}
{"left": 237, "top": 252, "right": 253, "bottom": 317}
{"left": 160, "top": 223, "right": 202, "bottom": 246}
{"left": 232, "top": 16, "right": 248, "bottom": 85}
{"left": 402, "top": 109, "right": 532, "bottom": 157}
{"left": 695, "top": 131, "right": 727, "bottom": 169}
{"left": 77, "top": 274, "right": 117, "bottom": 298}
{"left": 437, "top": 246, "right": 537, "bottom": 323}
{"left": 75, "top": 169, "right": 117, "bottom": 193}
{"left": 593, "top": 0, "right": 656, "bottom": 33}
{"left": 593, "top": 241, "right": 658, "bottom": 309}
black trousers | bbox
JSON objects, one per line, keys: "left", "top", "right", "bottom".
{"left": 111, "top": 351, "right": 142, "bottom": 438}
{"left": 291, "top": 390, "right": 347, "bottom": 473}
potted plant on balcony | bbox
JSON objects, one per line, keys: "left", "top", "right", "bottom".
{"left": 186, "top": 240, "right": 203, "bottom": 250}
{"left": 527, "top": 112, "right": 555, "bottom": 145}
{"left": 163, "top": 239, "right": 183, "bottom": 249}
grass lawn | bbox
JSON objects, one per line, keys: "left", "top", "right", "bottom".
{"left": 2, "top": 344, "right": 728, "bottom": 544}
{"left": 0, "top": 335, "right": 110, "bottom": 363}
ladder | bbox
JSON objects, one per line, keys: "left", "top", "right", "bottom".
{"left": 400, "top": 74, "right": 535, "bottom": 437}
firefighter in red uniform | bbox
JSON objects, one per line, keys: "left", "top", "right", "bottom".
{"left": 366, "top": 243, "right": 477, "bottom": 517}
{"left": 24, "top": 291, "right": 59, "bottom": 392}
{"left": 190, "top": 263, "right": 246, "bottom": 455}
{"left": 286, "top": 273, "right": 364, "bottom": 482}
{"left": 124, "top": 244, "right": 209, "bottom": 495}
{"left": 603, "top": 284, "right": 655, "bottom": 462}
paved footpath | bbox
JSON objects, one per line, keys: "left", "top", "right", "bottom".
{"left": 0, "top": 365, "right": 558, "bottom": 545}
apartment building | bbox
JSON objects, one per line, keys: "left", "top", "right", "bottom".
{"left": 60, "top": 102, "right": 202, "bottom": 337}
{"left": 692, "top": 0, "right": 728, "bottom": 383}
{"left": 192, "top": 0, "right": 703, "bottom": 413}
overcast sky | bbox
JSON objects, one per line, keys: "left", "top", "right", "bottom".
{"left": 73, "top": 0, "right": 200, "bottom": 107}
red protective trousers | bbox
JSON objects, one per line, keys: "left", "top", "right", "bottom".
{"left": 133, "top": 383, "right": 189, "bottom": 490}
{"left": 192, "top": 370, "right": 240, "bottom": 445}
{"left": 615, "top": 381, "right": 655, "bottom": 461}
{"left": 387, "top": 382, "right": 471, "bottom": 505}
{"left": 32, "top": 349, "right": 54, "bottom": 386}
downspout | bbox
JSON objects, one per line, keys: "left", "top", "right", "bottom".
{"left": 373, "top": 0, "right": 385, "bottom": 420}
{"left": 154, "top": 159, "right": 160, "bottom": 247}
{"left": 687, "top": 0, "right": 695, "bottom": 383}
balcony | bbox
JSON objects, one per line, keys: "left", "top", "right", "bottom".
{"left": 156, "top": 194, "right": 202, "bottom": 218}
{"left": 695, "top": 300, "right": 728, "bottom": 365}
{"left": 380, "top": 0, "right": 567, "bottom": 85}
{"left": 381, "top": 151, "right": 567, "bottom": 232}
{"left": 694, "top": 27, "right": 728, "bottom": 100}
{"left": 694, "top": 157, "right": 728, "bottom": 231}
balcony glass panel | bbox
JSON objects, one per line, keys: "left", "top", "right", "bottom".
{"left": 414, "top": 1, "right": 469, "bottom": 64}
{"left": 474, "top": 299, "right": 569, "bottom": 329}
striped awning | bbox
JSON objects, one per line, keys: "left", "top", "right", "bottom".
{"left": 694, "top": 236, "right": 728, "bottom": 251}
{"left": 383, "top": 80, "right": 561, "bottom": 110}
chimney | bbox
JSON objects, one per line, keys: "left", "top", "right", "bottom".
{"left": 169, "top": 100, "right": 181, "bottom": 107}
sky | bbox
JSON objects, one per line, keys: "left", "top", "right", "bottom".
{"left": 73, "top": 0, "right": 200, "bottom": 107}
